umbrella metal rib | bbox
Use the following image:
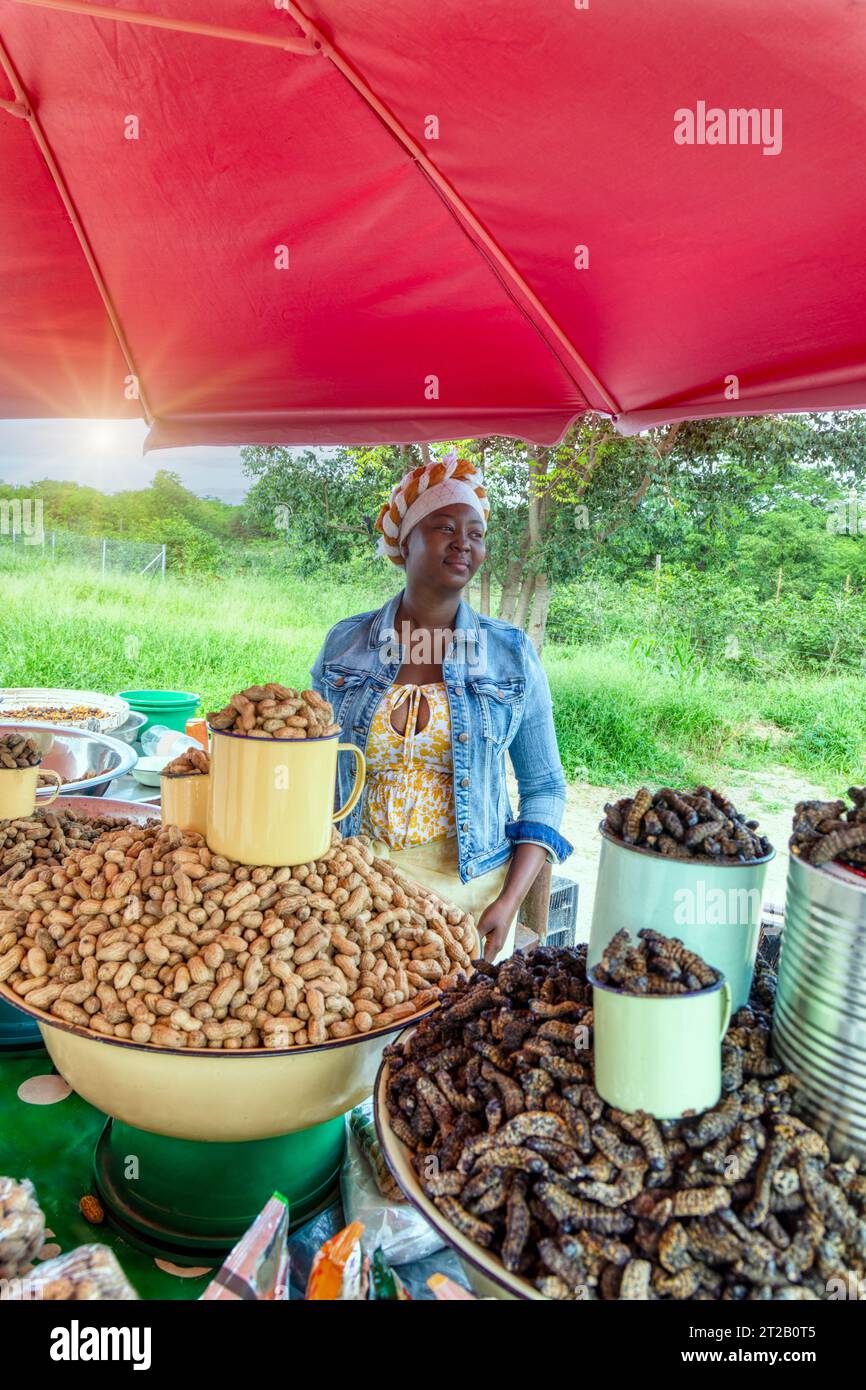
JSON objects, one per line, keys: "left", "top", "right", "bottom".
{"left": 8, "top": 0, "right": 319, "bottom": 53}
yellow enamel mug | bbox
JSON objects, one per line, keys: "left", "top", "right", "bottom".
{"left": 161, "top": 772, "right": 209, "bottom": 836}
{"left": 206, "top": 727, "right": 365, "bottom": 866}
{"left": 0, "top": 764, "right": 62, "bottom": 819}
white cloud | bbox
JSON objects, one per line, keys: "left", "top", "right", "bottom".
{"left": 0, "top": 420, "right": 249, "bottom": 502}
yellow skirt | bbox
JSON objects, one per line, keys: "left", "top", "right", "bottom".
{"left": 369, "top": 834, "right": 517, "bottom": 963}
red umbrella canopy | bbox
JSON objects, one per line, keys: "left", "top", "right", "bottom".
{"left": 2, "top": 0, "right": 866, "bottom": 448}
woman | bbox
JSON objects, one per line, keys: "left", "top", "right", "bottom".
{"left": 310, "top": 453, "right": 572, "bottom": 960}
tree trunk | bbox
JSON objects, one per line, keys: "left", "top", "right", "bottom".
{"left": 528, "top": 572, "right": 551, "bottom": 653}
{"left": 499, "top": 530, "right": 530, "bottom": 622}
{"left": 499, "top": 561, "right": 521, "bottom": 622}
{"left": 479, "top": 569, "right": 491, "bottom": 615}
{"left": 514, "top": 572, "right": 536, "bottom": 631}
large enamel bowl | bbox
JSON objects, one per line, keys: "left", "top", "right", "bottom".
{"left": 1, "top": 796, "right": 435, "bottom": 1142}
{"left": 2, "top": 983, "right": 433, "bottom": 1143}
{"left": 0, "top": 722, "right": 137, "bottom": 798}
{"left": 374, "top": 1026, "right": 543, "bottom": 1300}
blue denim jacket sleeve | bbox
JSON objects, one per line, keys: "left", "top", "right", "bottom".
{"left": 506, "top": 633, "right": 573, "bottom": 866}
{"left": 310, "top": 640, "right": 325, "bottom": 692}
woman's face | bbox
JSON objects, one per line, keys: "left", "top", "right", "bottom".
{"left": 401, "top": 503, "right": 486, "bottom": 590}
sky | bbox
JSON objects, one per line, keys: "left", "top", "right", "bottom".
{"left": 0, "top": 419, "right": 250, "bottom": 502}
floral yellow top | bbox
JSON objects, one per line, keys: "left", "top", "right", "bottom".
{"left": 361, "top": 683, "right": 456, "bottom": 850}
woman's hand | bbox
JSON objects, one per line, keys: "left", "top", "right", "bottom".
{"left": 474, "top": 845, "right": 550, "bottom": 961}
{"left": 475, "top": 897, "right": 515, "bottom": 962}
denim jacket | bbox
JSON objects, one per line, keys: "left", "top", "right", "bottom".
{"left": 310, "top": 590, "right": 573, "bottom": 883}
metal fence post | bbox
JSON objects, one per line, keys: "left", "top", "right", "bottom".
{"left": 101, "top": 538, "right": 107, "bottom": 576}
{"left": 161, "top": 543, "right": 166, "bottom": 578}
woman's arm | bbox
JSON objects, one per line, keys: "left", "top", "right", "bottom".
{"left": 476, "top": 841, "right": 548, "bottom": 959}
{"left": 475, "top": 635, "right": 572, "bottom": 958}
{"left": 505, "top": 633, "right": 573, "bottom": 862}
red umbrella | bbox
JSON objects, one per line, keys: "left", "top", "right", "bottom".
{"left": 2, "top": 0, "right": 866, "bottom": 448}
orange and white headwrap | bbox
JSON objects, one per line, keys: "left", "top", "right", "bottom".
{"left": 374, "top": 452, "right": 489, "bottom": 566}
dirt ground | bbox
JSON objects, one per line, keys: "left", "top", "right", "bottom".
{"left": 507, "top": 766, "right": 837, "bottom": 943}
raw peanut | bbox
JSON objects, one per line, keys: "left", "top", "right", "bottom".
{"left": 295, "top": 919, "right": 324, "bottom": 948}
{"left": 0, "top": 946, "right": 24, "bottom": 982}
{"left": 203, "top": 1019, "right": 250, "bottom": 1041}
{"left": 114, "top": 961, "right": 136, "bottom": 990}
{"left": 151, "top": 1024, "right": 187, "bottom": 1048}
{"left": 51, "top": 999, "right": 90, "bottom": 1027}
{"left": 243, "top": 957, "right": 263, "bottom": 993}
{"left": 264, "top": 1025, "right": 291, "bottom": 1048}
{"left": 306, "top": 987, "right": 325, "bottom": 1019}
{"left": 328, "top": 1020, "right": 356, "bottom": 1038}
{"left": 169, "top": 1008, "right": 199, "bottom": 1033}
{"left": 27, "top": 982, "right": 64, "bottom": 1009}
{"left": 294, "top": 933, "right": 328, "bottom": 964}
{"left": 209, "top": 974, "right": 242, "bottom": 1009}
{"left": 2, "top": 816, "right": 472, "bottom": 1052}
{"left": 26, "top": 946, "right": 49, "bottom": 977}
{"left": 202, "top": 942, "right": 224, "bottom": 970}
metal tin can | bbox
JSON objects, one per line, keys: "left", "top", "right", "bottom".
{"left": 774, "top": 852, "right": 866, "bottom": 1160}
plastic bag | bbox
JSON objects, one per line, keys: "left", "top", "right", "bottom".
{"left": 3, "top": 1244, "right": 139, "bottom": 1300}
{"left": 141, "top": 727, "right": 201, "bottom": 759}
{"left": 0, "top": 1176, "right": 45, "bottom": 1279}
{"left": 340, "top": 1102, "right": 444, "bottom": 1265}
{"left": 201, "top": 1192, "right": 290, "bottom": 1300}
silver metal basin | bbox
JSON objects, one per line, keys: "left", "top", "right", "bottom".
{"left": 110, "top": 711, "right": 148, "bottom": 745}
{"left": 0, "top": 722, "right": 138, "bottom": 799}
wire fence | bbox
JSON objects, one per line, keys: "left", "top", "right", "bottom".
{"left": 0, "top": 527, "right": 165, "bottom": 576}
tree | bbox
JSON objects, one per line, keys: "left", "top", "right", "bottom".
{"left": 241, "top": 413, "right": 866, "bottom": 651}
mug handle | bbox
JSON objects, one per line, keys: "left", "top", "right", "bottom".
{"left": 719, "top": 980, "right": 732, "bottom": 1040}
{"left": 39, "top": 770, "right": 63, "bottom": 806}
{"left": 333, "top": 745, "right": 366, "bottom": 823}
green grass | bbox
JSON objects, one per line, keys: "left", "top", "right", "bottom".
{"left": 0, "top": 564, "right": 389, "bottom": 713}
{"left": 1, "top": 562, "right": 863, "bottom": 788}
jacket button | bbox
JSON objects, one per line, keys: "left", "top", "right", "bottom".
{"left": 461, "top": 822, "right": 469, "bottom": 833}
{"left": 453, "top": 685, "right": 464, "bottom": 697}
{"left": 460, "top": 777, "right": 470, "bottom": 788}
{"left": 458, "top": 731, "right": 469, "bottom": 743}
{"left": 334, "top": 675, "right": 345, "bottom": 687}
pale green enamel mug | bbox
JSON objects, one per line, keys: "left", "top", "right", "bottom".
{"left": 590, "top": 967, "right": 732, "bottom": 1119}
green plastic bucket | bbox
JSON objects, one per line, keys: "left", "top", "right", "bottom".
{"left": 117, "top": 689, "right": 200, "bottom": 736}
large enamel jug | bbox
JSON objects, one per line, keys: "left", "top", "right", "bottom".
{"left": 207, "top": 727, "right": 365, "bottom": 866}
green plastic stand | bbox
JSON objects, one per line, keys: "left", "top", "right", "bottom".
{"left": 94, "top": 1115, "right": 346, "bottom": 1262}
{"left": 0, "top": 997, "right": 45, "bottom": 1057}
